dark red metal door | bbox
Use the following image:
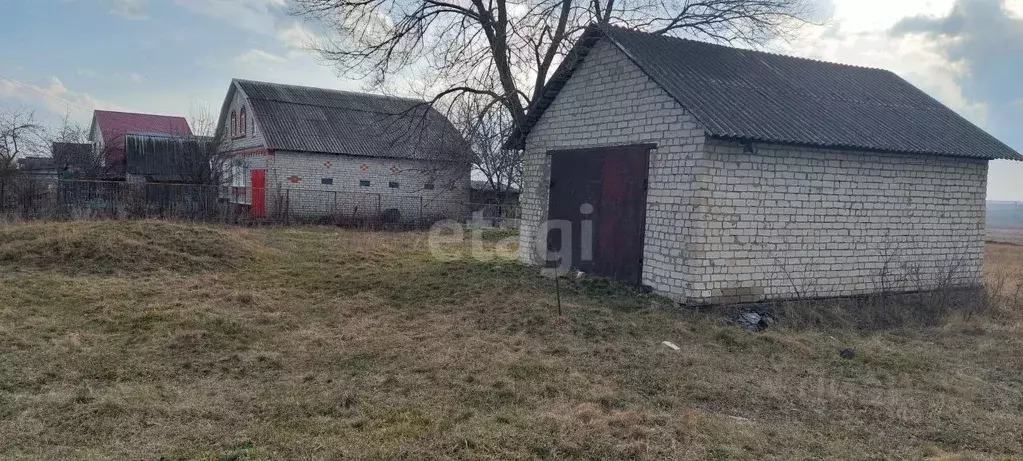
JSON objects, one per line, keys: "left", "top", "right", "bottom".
{"left": 250, "top": 169, "right": 266, "bottom": 218}
{"left": 547, "top": 145, "right": 651, "bottom": 285}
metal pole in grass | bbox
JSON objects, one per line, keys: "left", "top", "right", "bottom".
{"left": 554, "top": 255, "right": 562, "bottom": 317}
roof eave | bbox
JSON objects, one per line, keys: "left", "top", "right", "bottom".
{"left": 504, "top": 24, "right": 606, "bottom": 150}
{"left": 708, "top": 134, "right": 1021, "bottom": 161}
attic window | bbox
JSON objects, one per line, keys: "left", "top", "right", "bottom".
{"left": 239, "top": 107, "right": 248, "bottom": 137}
{"left": 230, "top": 110, "right": 237, "bottom": 137}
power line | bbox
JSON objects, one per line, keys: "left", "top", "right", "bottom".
{"left": 0, "top": 73, "right": 90, "bottom": 113}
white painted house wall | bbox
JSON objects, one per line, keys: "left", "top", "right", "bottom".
{"left": 266, "top": 151, "right": 469, "bottom": 221}
{"left": 518, "top": 36, "right": 989, "bottom": 304}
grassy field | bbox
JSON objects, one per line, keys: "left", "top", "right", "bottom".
{"left": 1, "top": 221, "right": 1022, "bottom": 460}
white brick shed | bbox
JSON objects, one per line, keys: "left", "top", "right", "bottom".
{"left": 215, "top": 79, "right": 471, "bottom": 223}
{"left": 507, "top": 25, "right": 1023, "bottom": 305}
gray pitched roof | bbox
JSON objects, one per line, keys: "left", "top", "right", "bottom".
{"left": 508, "top": 25, "right": 1022, "bottom": 161}
{"left": 229, "top": 79, "right": 471, "bottom": 162}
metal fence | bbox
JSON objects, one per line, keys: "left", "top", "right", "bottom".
{"left": 467, "top": 202, "right": 521, "bottom": 228}
{"left": 0, "top": 178, "right": 435, "bottom": 228}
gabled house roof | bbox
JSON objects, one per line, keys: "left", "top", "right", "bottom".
{"left": 89, "top": 110, "right": 192, "bottom": 151}
{"left": 507, "top": 24, "right": 1022, "bottom": 161}
{"left": 218, "top": 79, "right": 471, "bottom": 162}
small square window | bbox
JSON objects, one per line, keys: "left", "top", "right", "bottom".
{"left": 424, "top": 182, "right": 435, "bottom": 190}
{"left": 389, "top": 181, "right": 399, "bottom": 189}
{"left": 321, "top": 178, "right": 333, "bottom": 185}
{"left": 359, "top": 180, "right": 370, "bottom": 187}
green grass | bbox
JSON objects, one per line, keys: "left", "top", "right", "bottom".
{"left": 0, "top": 221, "right": 1021, "bottom": 460}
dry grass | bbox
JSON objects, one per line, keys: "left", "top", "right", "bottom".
{"left": 1, "top": 221, "right": 1022, "bottom": 460}
{"left": 0, "top": 221, "right": 270, "bottom": 275}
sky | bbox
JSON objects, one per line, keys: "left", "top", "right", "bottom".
{"left": 1, "top": 0, "right": 1021, "bottom": 200}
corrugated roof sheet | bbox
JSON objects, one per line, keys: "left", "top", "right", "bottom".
{"left": 91, "top": 110, "right": 192, "bottom": 150}
{"left": 507, "top": 25, "right": 1022, "bottom": 161}
{"left": 234, "top": 80, "right": 470, "bottom": 162}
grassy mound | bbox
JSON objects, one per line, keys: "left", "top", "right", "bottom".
{"left": 0, "top": 220, "right": 268, "bottom": 275}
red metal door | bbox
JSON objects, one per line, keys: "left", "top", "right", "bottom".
{"left": 250, "top": 169, "right": 266, "bottom": 218}
{"left": 547, "top": 145, "right": 651, "bottom": 285}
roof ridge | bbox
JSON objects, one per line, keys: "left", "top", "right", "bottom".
{"left": 233, "top": 78, "right": 425, "bottom": 104}
{"left": 600, "top": 24, "right": 896, "bottom": 75}
{"left": 93, "top": 109, "right": 188, "bottom": 120}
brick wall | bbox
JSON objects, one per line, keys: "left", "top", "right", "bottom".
{"left": 685, "top": 138, "right": 988, "bottom": 304}
{"left": 518, "top": 36, "right": 990, "bottom": 304}
{"left": 519, "top": 37, "right": 706, "bottom": 297}
{"left": 220, "top": 83, "right": 265, "bottom": 154}
{"left": 266, "top": 151, "right": 469, "bottom": 221}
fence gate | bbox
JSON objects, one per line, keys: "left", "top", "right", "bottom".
{"left": 547, "top": 144, "right": 651, "bottom": 285}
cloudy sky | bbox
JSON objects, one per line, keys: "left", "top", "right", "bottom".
{"left": 1, "top": 0, "right": 1021, "bottom": 200}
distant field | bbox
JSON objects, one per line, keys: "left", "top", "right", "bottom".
{"left": 1, "top": 221, "right": 1022, "bottom": 460}
{"left": 988, "top": 228, "right": 1023, "bottom": 245}
{"left": 988, "top": 200, "right": 1023, "bottom": 230}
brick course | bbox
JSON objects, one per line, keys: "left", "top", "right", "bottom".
{"left": 265, "top": 151, "right": 469, "bottom": 221}
{"left": 518, "top": 36, "right": 989, "bottom": 304}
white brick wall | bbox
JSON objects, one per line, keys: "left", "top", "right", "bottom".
{"left": 518, "top": 36, "right": 990, "bottom": 304}
{"left": 219, "top": 83, "right": 265, "bottom": 153}
{"left": 218, "top": 81, "right": 471, "bottom": 222}
{"left": 264, "top": 151, "right": 469, "bottom": 221}
{"left": 688, "top": 138, "right": 987, "bottom": 303}
{"left": 519, "top": 37, "right": 707, "bottom": 298}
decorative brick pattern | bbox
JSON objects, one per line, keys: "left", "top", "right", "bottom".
{"left": 264, "top": 151, "right": 469, "bottom": 221}
{"left": 518, "top": 36, "right": 989, "bottom": 305}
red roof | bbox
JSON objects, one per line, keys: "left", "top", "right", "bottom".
{"left": 91, "top": 110, "right": 192, "bottom": 150}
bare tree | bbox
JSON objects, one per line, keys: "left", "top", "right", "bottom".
{"left": 49, "top": 112, "right": 110, "bottom": 179}
{"left": 0, "top": 106, "right": 46, "bottom": 206}
{"left": 183, "top": 104, "right": 227, "bottom": 185}
{"left": 455, "top": 94, "right": 519, "bottom": 203}
{"left": 291, "top": 0, "right": 819, "bottom": 133}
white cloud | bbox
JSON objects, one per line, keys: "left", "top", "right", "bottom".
{"left": 1005, "top": 0, "right": 1023, "bottom": 19}
{"left": 234, "top": 48, "right": 289, "bottom": 65}
{"left": 0, "top": 77, "right": 124, "bottom": 121}
{"left": 76, "top": 68, "right": 97, "bottom": 78}
{"left": 127, "top": 72, "right": 146, "bottom": 84}
{"left": 173, "top": 0, "right": 286, "bottom": 33}
{"left": 107, "top": 0, "right": 149, "bottom": 20}
{"left": 827, "top": 0, "right": 955, "bottom": 33}
{"left": 775, "top": 1, "right": 989, "bottom": 127}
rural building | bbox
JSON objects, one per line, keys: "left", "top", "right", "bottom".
{"left": 470, "top": 180, "right": 520, "bottom": 227}
{"left": 51, "top": 142, "right": 94, "bottom": 179}
{"left": 124, "top": 133, "right": 216, "bottom": 184}
{"left": 89, "top": 110, "right": 193, "bottom": 178}
{"left": 16, "top": 157, "right": 58, "bottom": 180}
{"left": 470, "top": 179, "right": 520, "bottom": 205}
{"left": 215, "top": 79, "right": 471, "bottom": 223}
{"left": 508, "top": 25, "right": 1023, "bottom": 305}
